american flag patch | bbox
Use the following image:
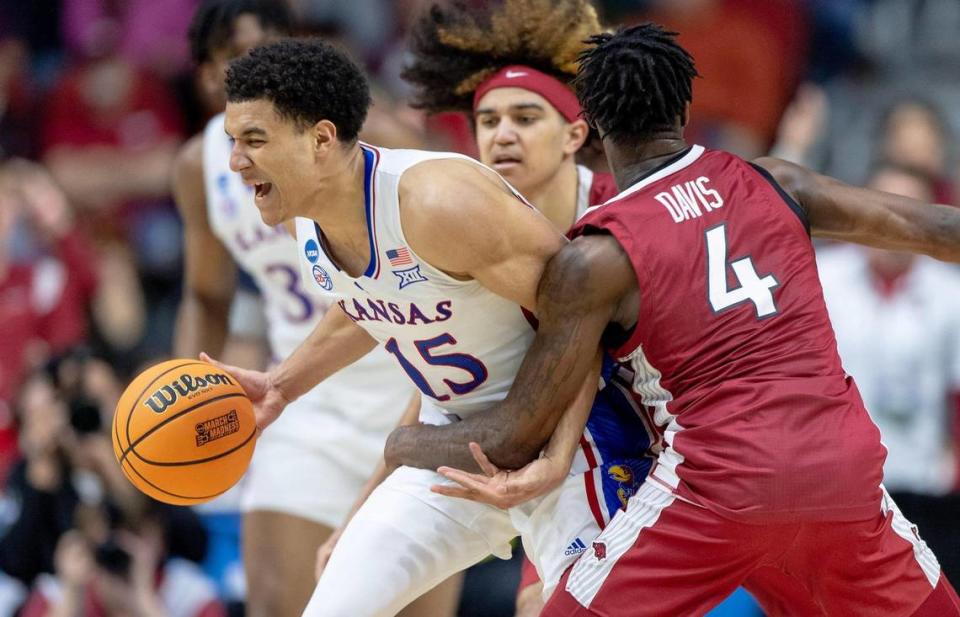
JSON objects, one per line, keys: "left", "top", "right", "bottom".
{"left": 386, "top": 247, "right": 413, "bottom": 266}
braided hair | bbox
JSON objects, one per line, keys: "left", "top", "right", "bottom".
{"left": 403, "top": 0, "right": 602, "bottom": 114}
{"left": 575, "top": 23, "right": 699, "bottom": 144}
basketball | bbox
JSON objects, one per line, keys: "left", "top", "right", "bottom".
{"left": 112, "top": 359, "right": 257, "bottom": 505}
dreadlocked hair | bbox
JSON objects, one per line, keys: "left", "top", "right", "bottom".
{"left": 403, "top": 0, "right": 602, "bottom": 114}
{"left": 575, "top": 23, "right": 699, "bottom": 144}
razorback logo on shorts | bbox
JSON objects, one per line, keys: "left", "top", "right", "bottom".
{"left": 593, "top": 541, "right": 607, "bottom": 561}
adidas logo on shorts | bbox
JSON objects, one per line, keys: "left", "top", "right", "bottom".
{"left": 564, "top": 537, "right": 588, "bottom": 556}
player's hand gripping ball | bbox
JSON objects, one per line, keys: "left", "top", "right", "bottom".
{"left": 112, "top": 359, "right": 257, "bottom": 505}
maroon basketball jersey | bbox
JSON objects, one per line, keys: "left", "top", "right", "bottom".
{"left": 589, "top": 170, "right": 619, "bottom": 206}
{"left": 571, "top": 146, "right": 886, "bottom": 523}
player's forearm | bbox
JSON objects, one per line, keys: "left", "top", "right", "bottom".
{"left": 811, "top": 187, "right": 960, "bottom": 262}
{"left": 385, "top": 328, "right": 600, "bottom": 472}
{"left": 387, "top": 246, "right": 618, "bottom": 473}
{"left": 174, "top": 294, "right": 231, "bottom": 359}
{"left": 384, "top": 419, "right": 499, "bottom": 473}
{"left": 541, "top": 350, "right": 602, "bottom": 468}
{"left": 270, "top": 307, "right": 377, "bottom": 402}
{"left": 757, "top": 157, "right": 960, "bottom": 262}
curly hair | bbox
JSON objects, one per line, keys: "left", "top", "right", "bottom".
{"left": 403, "top": 0, "right": 602, "bottom": 114}
{"left": 225, "top": 38, "right": 370, "bottom": 142}
{"left": 574, "top": 24, "right": 699, "bottom": 144}
{"left": 188, "top": 0, "right": 293, "bottom": 65}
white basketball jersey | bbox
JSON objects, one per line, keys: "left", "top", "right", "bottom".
{"left": 202, "top": 115, "right": 411, "bottom": 439}
{"left": 575, "top": 164, "right": 595, "bottom": 221}
{"left": 295, "top": 144, "right": 535, "bottom": 420}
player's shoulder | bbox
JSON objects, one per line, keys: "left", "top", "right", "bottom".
{"left": 174, "top": 133, "right": 205, "bottom": 180}
{"left": 172, "top": 133, "right": 208, "bottom": 221}
{"left": 397, "top": 153, "right": 509, "bottom": 221}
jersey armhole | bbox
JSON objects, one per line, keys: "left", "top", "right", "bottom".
{"left": 748, "top": 162, "right": 811, "bottom": 236}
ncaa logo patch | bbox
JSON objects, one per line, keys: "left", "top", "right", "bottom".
{"left": 313, "top": 264, "right": 333, "bottom": 291}
{"left": 304, "top": 239, "right": 320, "bottom": 264}
{"left": 216, "top": 174, "right": 237, "bottom": 217}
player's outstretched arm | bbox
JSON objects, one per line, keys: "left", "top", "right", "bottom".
{"left": 755, "top": 157, "right": 960, "bottom": 262}
{"left": 430, "top": 350, "right": 603, "bottom": 508}
{"left": 205, "top": 304, "right": 378, "bottom": 432}
{"left": 172, "top": 135, "right": 238, "bottom": 359}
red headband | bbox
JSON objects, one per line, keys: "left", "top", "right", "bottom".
{"left": 472, "top": 65, "right": 581, "bottom": 123}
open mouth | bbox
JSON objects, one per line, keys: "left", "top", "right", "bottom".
{"left": 254, "top": 182, "right": 273, "bottom": 200}
{"left": 492, "top": 155, "right": 522, "bottom": 171}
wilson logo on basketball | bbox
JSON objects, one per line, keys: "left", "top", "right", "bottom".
{"left": 195, "top": 410, "right": 240, "bottom": 446}
{"left": 143, "top": 373, "right": 235, "bottom": 414}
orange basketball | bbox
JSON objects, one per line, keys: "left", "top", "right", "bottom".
{"left": 112, "top": 359, "right": 257, "bottom": 505}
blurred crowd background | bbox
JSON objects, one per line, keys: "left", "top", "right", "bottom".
{"left": 0, "top": 0, "right": 958, "bottom": 615}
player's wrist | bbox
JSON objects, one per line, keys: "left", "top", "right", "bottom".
{"left": 265, "top": 368, "right": 296, "bottom": 405}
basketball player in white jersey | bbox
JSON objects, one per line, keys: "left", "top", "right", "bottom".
{"left": 208, "top": 37, "right": 653, "bottom": 616}
{"left": 172, "top": 4, "right": 460, "bottom": 616}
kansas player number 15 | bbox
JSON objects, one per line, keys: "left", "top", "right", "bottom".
{"left": 384, "top": 334, "right": 489, "bottom": 401}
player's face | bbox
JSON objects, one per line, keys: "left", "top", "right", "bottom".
{"left": 224, "top": 99, "right": 317, "bottom": 226}
{"left": 474, "top": 88, "right": 577, "bottom": 195}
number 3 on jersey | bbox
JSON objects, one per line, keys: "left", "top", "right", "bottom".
{"left": 385, "top": 334, "right": 489, "bottom": 401}
{"left": 706, "top": 223, "right": 779, "bottom": 318}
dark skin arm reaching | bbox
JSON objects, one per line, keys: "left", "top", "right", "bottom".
{"left": 756, "top": 157, "right": 960, "bottom": 263}
{"left": 384, "top": 233, "right": 638, "bottom": 472}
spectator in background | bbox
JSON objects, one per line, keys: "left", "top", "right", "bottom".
{"left": 40, "top": 19, "right": 184, "bottom": 360}
{"left": 0, "top": 36, "right": 38, "bottom": 159}
{"left": 0, "top": 374, "right": 79, "bottom": 587}
{"left": 40, "top": 55, "right": 183, "bottom": 219}
{"left": 817, "top": 162, "right": 960, "bottom": 589}
{"left": 62, "top": 0, "right": 199, "bottom": 78}
{"left": 877, "top": 98, "right": 955, "bottom": 204}
{"left": 0, "top": 351, "right": 211, "bottom": 585}
{"left": 19, "top": 509, "right": 225, "bottom": 617}
{"left": 0, "top": 160, "right": 101, "bottom": 480}
{"left": 288, "top": 0, "right": 393, "bottom": 64}
{"left": 619, "top": 0, "right": 808, "bottom": 158}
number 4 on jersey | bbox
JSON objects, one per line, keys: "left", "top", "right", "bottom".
{"left": 705, "top": 224, "right": 779, "bottom": 318}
